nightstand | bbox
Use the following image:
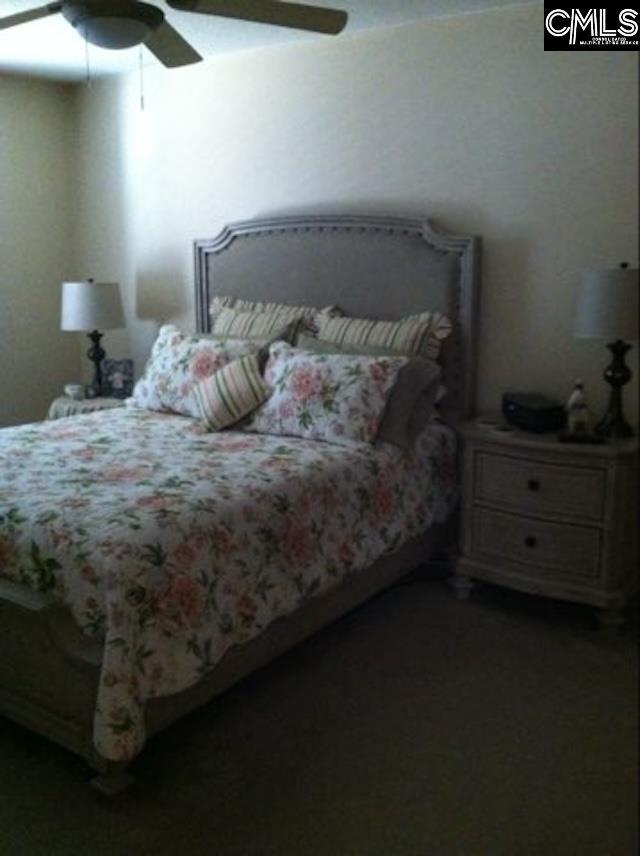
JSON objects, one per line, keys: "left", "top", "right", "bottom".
{"left": 454, "top": 419, "right": 638, "bottom": 629}
{"left": 47, "top": 396, "right": 124, "bottom": 420}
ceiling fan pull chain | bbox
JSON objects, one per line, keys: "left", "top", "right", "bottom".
{"left": 139, "top": 46, "right": 145, "bottom": 112}
{"left": 84, "top": 38, "right": 92, "bottom": 87}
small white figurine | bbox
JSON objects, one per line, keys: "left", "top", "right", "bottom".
{"left": 566, "top": 379, "right": 590, "bottom": 435}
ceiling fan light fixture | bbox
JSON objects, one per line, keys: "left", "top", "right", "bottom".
{"left": 79, "top": 17, "right": 150, "bottom": 48}
{"left": 62, "top": 0, "right": 164, "bottom": 49}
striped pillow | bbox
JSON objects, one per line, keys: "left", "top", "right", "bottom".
{"left": 316, "top": 311, "right": 452, "bottom": 360}
{"left": 210, "top": 296, "right": 316, "bottom": 323}
{"left": 209, "top": 297, "right": 342, "bottom": 333}
{"left": 194, "top": 352, "right": 271, "bottom": 431}
{"left": 210, "top": 307, "right": 303, "bottom": 340}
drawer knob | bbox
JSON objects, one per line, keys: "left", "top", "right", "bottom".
{"left": 524, "top": 536, "right": 537, "bottom": 549}
{"left": 527, "top": 479, "right": 540, "bottom": 492}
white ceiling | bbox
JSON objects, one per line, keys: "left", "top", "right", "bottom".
{"left": 0, "top": 0, "right": 534, "bottom": 82}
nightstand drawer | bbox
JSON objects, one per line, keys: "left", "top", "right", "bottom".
{"left": 471, "top": 508, "right": 601, "bottom": 580}
{"left": 474, "top": 452, "right": 605, "bottom": 521}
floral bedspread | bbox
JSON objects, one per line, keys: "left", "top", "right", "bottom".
{"left": 0, "top": 408, "right": 457, "bottom": 762}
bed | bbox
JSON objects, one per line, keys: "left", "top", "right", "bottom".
{"left": 0, "top": 213, "right": 480, "bottom": 793}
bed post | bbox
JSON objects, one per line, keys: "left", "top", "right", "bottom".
{"left": 89, "top": 757, "right": 135, "bottom": 795}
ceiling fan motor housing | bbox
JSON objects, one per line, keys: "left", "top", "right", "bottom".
{"left": 62, "top": 0, "right": 164, "bottom": 49}
{"left": 0, "top": 0, "right": 348, "bottom": 69}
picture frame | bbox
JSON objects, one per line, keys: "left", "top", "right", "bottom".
{"left": 101, "top": 358, "right": 134, "bottom": 399}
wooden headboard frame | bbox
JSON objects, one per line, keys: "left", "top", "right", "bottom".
{"left": 194, "top": 214, "right": 481, "bottom": 423}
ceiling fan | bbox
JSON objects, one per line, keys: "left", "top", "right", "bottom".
{"left": 0, "top": 0, "right": 348, "bottom": 68}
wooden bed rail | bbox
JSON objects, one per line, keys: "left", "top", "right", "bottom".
{"left": 0, "top": 578, "right": 57, "bottom": 611}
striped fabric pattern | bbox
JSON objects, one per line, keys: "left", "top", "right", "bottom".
{"left": 209, "top": 297, "right": 342, "bottom": 334}
{"left": 210, "top": 307, "right": 302, "bottom": 340}
{"left": 316, "top": 311, "right": 452, "bottom": 360}
{"left": 194, "top": 352, "right": 271, "bottom": 431}
{"left": 210, "top": 296, "right": 318, "bottom": 323}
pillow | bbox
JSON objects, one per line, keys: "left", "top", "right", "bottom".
{"left": 194, "top": 352, "right": 271, "bottom": 431}
{"left": 198, "top": 325, "right": 298, "bottom": 350}
{"left": 315, "top": 310, "right": 452, "bottom": 360}
{"left": 190, "top": 330, "right": 281, "bottom": 345}
{"left": 209, "top": 297, "right": 342, "bottom": 334}
{"left": 128, "top": 324, "right": 258, "bottom": 418}
{"left": 210, "top": 307, "right": 304, "bottom": 340}
{"left": 296, "top": 333, "right": 441, "bottom": 449}
{"left": 244, "top": 342, "right": 407, "bottom": 446}
{"left": 379, "top": 361, "right": 442, "bottom": 448}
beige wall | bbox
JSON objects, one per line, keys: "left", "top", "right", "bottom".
{"left": 0, "top": 76, "right": 80, "bottom": 427}
{"left": 71, "top": 2, "right": 637, "bottom": 423}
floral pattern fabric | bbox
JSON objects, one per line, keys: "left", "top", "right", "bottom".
{"left": 0, "top": 408, "right": 457, "bottom": 762}
{"left": 244, "top": 342, "right": 407, "bottom": 446}
{"left": 128, "top": 324, "right": 259, "bottom": 418}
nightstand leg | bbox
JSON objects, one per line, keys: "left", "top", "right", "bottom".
{"left": 452, "top": 574, "right": 475, "bottom": 601}
{"left": 595, "top": 607, "right": 625, "bottom": 634}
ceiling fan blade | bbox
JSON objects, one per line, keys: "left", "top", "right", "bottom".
{"left": 0, "top": 2, "right": 62, "bottom": 31}
{"left": 144, "top": 20, "right": 202, "bottom": 67}
{"left": 167, "top": 0, "right": 347, "bottom": 35}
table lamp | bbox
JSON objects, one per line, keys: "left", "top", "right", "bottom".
{"left": 61, "top": 279, "right": 125, "bottom": 396}
{"left": 574, "top": 263, "right": 639, "bottom": 438}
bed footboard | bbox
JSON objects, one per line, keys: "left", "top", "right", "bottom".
{"left": 0, "top": 521, "right": 452, "bottom": 792}
{"left": 0, "top": 579, "right": 102, "bottom": 769}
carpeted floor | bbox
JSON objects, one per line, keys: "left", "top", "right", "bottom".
{"left": 0, "top": 578, "right": 637, "bottom": 856}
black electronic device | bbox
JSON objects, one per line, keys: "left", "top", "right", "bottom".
{"left": 502, "top": 392, "right": 566, "bottom": 433}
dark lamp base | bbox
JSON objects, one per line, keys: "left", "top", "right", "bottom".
{"left": 595, "top": 339, "right": 635, "bottom": 439}
{"left": 594, "top": 414, "right": 634, "bottom": 439}
{"left": 87, "top": 330, "right": 105, "bottom": 397}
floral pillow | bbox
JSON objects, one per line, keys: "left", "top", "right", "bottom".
{"left": 243, "top": 342, "right": 407, "bottom": 446}
{"left": 127, "top": 324, "right": 259, "bottom": 418}
{"left": 296, "top": 332, "right": 442, "bottom": 449}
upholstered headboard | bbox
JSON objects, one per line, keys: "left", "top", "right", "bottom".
{"left": 194, "top": 214, "right": 481, "bottom": 423}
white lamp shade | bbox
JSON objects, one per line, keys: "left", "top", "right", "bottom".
{"left": 61, "top": 281, "right": 125, "bottom": 332}
{"left": 574, "top": 267, "right": 639, "bottom": 341}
